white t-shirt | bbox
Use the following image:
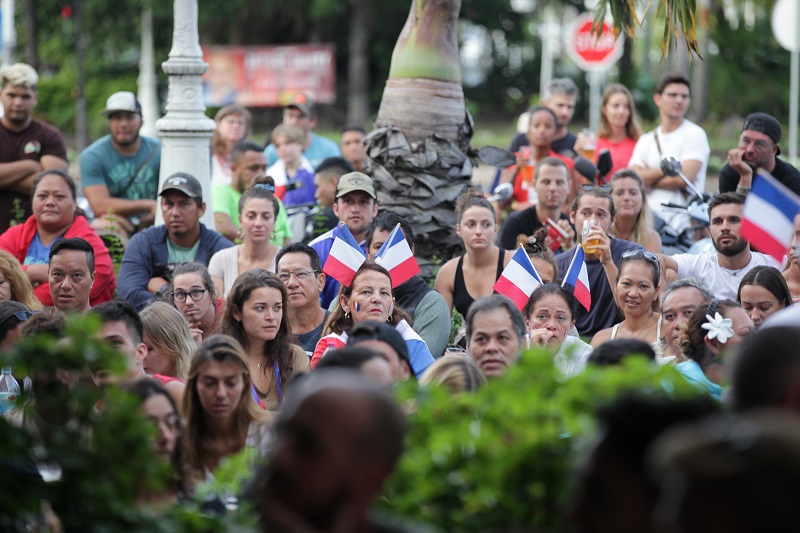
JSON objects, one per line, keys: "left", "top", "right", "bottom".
{"left": 672, "top": 251, "right": 780, "bottom": 301}
{"left": 208, "top": 245, "right": 276, "bottom": 298}
{"left": 628, "top": 120, "right": 710, "bottom": 231}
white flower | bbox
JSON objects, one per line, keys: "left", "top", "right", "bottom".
{"left": 701, "top": 312, "right": 735, "bottom": 344}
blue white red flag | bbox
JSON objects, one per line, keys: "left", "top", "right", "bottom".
{"left": 322, "top": 223, "right": 367, "bottom": 287}
{"left": 561, "top": 245, "right": 591, "bottom": 312}
{"left": 374, "top": 223, "right": 420, "bottom": 287}
{"left": 741, "top": 169, "right": 800, "bottom": 262}
{"left": 493, "top": 246, "right": 544, "bottom": 310}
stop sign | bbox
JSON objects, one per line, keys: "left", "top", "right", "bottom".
{"left": 567, "top": 15, "right": 624, "bottom": 71}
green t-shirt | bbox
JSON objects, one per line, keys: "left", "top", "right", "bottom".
{"left": 211, "top": 184, "right": 291, "bottom": 246}
{"left": 167, "top": 238, "right": 201, "bottom": 264}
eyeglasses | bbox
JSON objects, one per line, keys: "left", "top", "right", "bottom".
{"left": 581, "top": 184, "right": 612, "bottom": 193}
{"left": 739, "top": 135, "right": 773, "bottom": 151}
{"left": 277, "top": 270, "right": 317, "bottom": 283}
{"left": 173, "top": 289, "right": 207, "bottom": 302}
{"left": 622, "top": 249, "right": 660, "bottom": 275}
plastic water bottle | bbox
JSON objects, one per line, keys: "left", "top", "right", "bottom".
{"left": 0, "top": 368, "right": 20, "bottom": 415}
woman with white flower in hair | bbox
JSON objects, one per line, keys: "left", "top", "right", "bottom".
{"left": 676, "top": 298, "right": 755, "bottom": 400}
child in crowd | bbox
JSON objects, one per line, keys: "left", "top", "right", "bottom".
{"left": 267, "top": 124, "right": 316, "bottom": 208}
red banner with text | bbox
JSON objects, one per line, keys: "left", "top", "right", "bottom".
{"left": 201, "top": 44, "right": 336, "bottom": 107}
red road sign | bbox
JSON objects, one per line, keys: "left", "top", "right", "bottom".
{"left": 567, "top": 16, "right": 624, "bottom": 71}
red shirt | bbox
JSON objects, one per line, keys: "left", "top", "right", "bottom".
{"left": 596, "top": 137, "right": 637, "bottom": 179}
{"left": 0, "top": 215, "right": 116, "bottom": 307}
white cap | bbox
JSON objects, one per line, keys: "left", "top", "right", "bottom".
{"left": 101, "top": 91, "right": 142, "bottom": 116}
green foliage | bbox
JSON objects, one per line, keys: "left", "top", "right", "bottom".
{"left": 0, "top": 315, "right": 245, "bottom": 530}
{"left": 382, "top": 350, "right": 701, "bottom": 529}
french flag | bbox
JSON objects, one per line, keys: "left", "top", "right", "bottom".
{"left": 741, "top": 170, "right": 800, "bottom": 262}
{"left": 374, "top": 223, "right": 420, "bottom": 288}
{"left": 493, "top": 246, "right": 543, "bottom": 310}
{"left": 561, "top": 245, "right": 591, "bottom": 312}
{"left": 322, "top": 223, "right": 367, "bottom": 287}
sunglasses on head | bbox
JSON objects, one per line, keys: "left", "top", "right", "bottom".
{"left": 581, "top": 184, "right": 612, "bottom": 193}
{"left": 621, "top": 249, "right": 660, "bottom": 275}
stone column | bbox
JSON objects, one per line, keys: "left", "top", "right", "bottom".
{"left": 155, "top": 0, "right": 216, "bottom": 228}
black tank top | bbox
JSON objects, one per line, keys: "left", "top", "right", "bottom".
{"left": 452, "top": 249, "right": 507, "bottom": 317}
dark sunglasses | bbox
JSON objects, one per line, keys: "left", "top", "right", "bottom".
{"left": 0, "top": 310, "right": 34, "bottom": 328}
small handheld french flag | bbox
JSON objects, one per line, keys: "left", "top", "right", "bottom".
{"left": 493, "top": 246, "right": 543, "bottom": 310}
{"left": 374, "top": 223, "right": 420, "bottom": 288}
{"left": 561, "top": 245, "right": 591, "bottom": 311}
{"left": 322, "top": 223, "right": 367, "bottom": 287}
{"left": 741, "top": 169, "right": 800, "bottom": 262}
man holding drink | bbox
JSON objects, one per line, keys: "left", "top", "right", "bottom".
{"left": 555, "top": 185, "right": 645, "bottom": 337}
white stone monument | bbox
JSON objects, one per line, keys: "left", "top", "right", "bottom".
{"left": 155, "top": 0, "right": 216, "bottom": 228}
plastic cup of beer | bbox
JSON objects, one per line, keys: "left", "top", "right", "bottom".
{"left": 582, "top": 219, "right": 601, "bottom": 254}
{"left": 580, "top": 129, "right": 597, "bottom": 161}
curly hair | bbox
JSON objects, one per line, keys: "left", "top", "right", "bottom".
{"left": 679, "top": 299, "right": 741, "bottom": 366}
{"left": 516, "top": 227, "right": 557, "bottom": 278}
{"left": 323, "top": 262, "right": 412, "bottom": 337}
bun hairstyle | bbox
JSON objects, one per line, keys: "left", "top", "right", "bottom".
{"left": 516, "top": 227, "right": 557, "bottom": 277}
{"left": 455, "top": 188, "right": 495, "bottom": 225}
{"left": 238, "top": 174, "right": 280, "bottom": 216}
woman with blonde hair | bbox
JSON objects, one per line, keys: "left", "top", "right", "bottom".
{"left": 609, "top": 170, "right": 661, "bottom": 253}
{"left": 575, "top": 83, "right": 642, "bottom": 176}
{"left": 181, "top": 334, "right": 270, "bottom": 483}
{"left": 140, "top": 302, "right": 196, "bottom": 381}
{"left": 420, "top": 356, "right": 486, "bottom": 393}
{"left": 210, "top": 105, "right": 251, "bottom": 186}
{"left": 0, "top": 250, "right": 42, "bottom": 310}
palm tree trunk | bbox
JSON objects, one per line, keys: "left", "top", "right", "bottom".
{"left": 369, "top": 0, "right": 472, "bottom": 277}
{"left": 375, "top": 0, "right": 466, "bottom": 145}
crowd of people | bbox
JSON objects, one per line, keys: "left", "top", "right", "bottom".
{"left": 4, "top": 59, "right": 800, "bottom": 529}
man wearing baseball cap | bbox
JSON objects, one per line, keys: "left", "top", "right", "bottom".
{"left": 309, "top": 171, "right": 378, "bottom": 308}
{"left": 719, "top": 112, "right": 800, "bottom": 196}
{"left": 118, "top": 172, "right": 234, "bottom": 310}
{"left": 264, "top": 92, "right": 341, "bottom": 169}
{"left": 79, "top": 91, "right": 162, "bottom": 240}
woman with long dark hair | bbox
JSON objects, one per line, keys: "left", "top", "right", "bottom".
{"left": 217, "top": 269, "right": 309, "bottom": 410}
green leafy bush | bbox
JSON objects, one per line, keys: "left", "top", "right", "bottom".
{"left": 382, "top": 349, "right": 701, "bottom": 530}
{"left": 0, "top": 315, "right": 236, "bottom": 531}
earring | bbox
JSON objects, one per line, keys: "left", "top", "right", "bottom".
{"left": 345, "top": 310, "right": 350, "bottom": 319}
{"left": 387, "top": 314, "right": 393, "bottom": 323}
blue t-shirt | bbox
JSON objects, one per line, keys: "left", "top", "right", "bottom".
{"left": 79, "top": 135, "right": 161, "bottom": 200}
{"left": 265, "top": 132, "right": 341, "bottom": 169}
{"left": 283, "top": 167, "right": 316, "bottom": 207}
{"left": 24, "top": 233, "right": 59, "bottom": 265}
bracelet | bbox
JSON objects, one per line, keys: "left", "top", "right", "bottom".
{"left": 736, "top": 186, "right": 751, "bottom": 194}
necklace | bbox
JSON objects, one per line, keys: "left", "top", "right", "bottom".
{"left": 719, "top": 252, "right": 751, "bottom": 277}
